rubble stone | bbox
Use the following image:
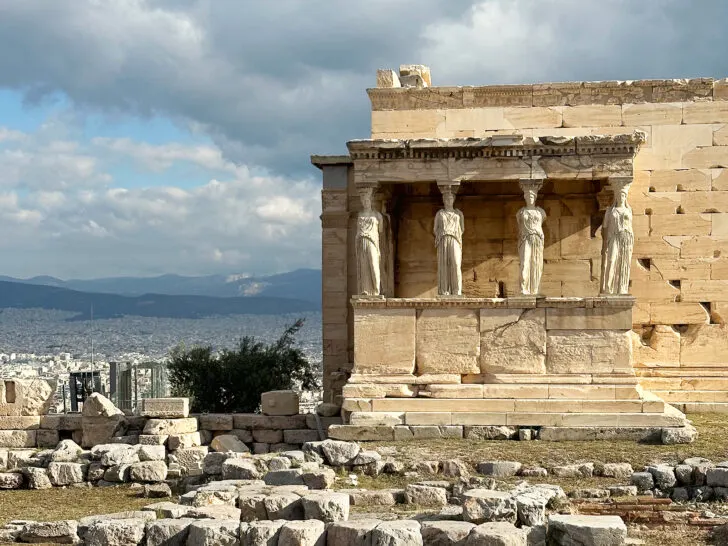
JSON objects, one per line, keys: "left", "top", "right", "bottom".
{"left": 462, "top": 489, "right": 517, "bottom": 524}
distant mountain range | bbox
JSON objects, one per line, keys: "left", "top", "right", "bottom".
{"left": 0, "top": 269, "right": 322, "bottom": 303}
{"left": 0, "top": 269, "right": 322, "bottom": 320}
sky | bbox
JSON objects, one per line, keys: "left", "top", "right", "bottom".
{"left": 1, "top": 0, "right": 728, "bottom": 279}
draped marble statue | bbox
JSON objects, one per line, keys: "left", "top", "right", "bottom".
{"left": 517, "top": 180, "right": 546, "bottom": 296}
{"left": 600, "top": 179, "right": 634, "bottom": 295}
{"left": 356, "top": 187, "right": 384, "bottom": 296}
{"left": 434, "top": 187, "right": 464, "bottom": 296}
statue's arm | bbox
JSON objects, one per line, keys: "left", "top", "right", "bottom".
{"left": 601, "top": 210, "right": 612, "bottom": 252}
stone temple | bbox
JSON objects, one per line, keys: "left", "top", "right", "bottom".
{"left": 311, "top": 65, "right": 728, "bottom": 442}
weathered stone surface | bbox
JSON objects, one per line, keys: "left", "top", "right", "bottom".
{"left": 608, "top": 485, "right": 637, "bottom": 497}
{"left": 302, "top": 468, "right": 336, "bottom": 490}
{"left": 211, "top": 434, "right": 250, "bottom": 453}
{"left": 264, "top": 469, "right": 305, "bottom": 486}
{"left": 0, "top": 378, "right": 55, "bottom": 416}
{"left": 143, "top": 483, "right": 173, "bottom": 498}
{"left": 186, "top": 505, "right": 241, "bottom": 520}
{"left": 129, "top": 461, "right": 168, "bottom": 482}
{"left": 203, "top": 453, "right": 228, "bottom": 475}
{"left": 320, "top": 439, "right": 360, "bottom": 466}
{"left": 327, "top": 519, "right": 380, "bottom": 546}
{"left": 98, "top": 444, "right": 140, "bottom": 466}
{"left": 40, "top": 414, "right": 83, "bottom": 431}
{"left": 50, "top": 439, "right": 83, "bottom": 462}
{"left": 36, "top": 429, "right": 60, "bottom": 448}
{"left": 547, "top": 515, "right": 627, "bottom": 546}
{"left": 261, "top": 390, "right": 300, "bottom": 416}
{"left": 421, "top": 521, "right": 475, "bottom": 546}
{"left": 647, "top": 464, "right": 677, "bottom": 489}
{"left": 141, "top": 398, "right": 189, "bottom": 419}
{"left": 48, "top": 462, "right": 85, "bottom": 485}
{"left": 19, "top": 520, "right": 78, "bottom": 544}
{"left": 263, "top": 492, "right": 304, "bottom": 520}
{"left": 81, "top": 394, "right": 127, "bottom": 448}
{"left": 707, "top": 467, "right": 728, "bottom": 487}
{"left": 630, "top": 472, "right": 654, "bottom": 492}
{"left": 186, "top": 519, "right": 239, "bottom": 546}
{"left": 546, "top": 330, "right": 632, "bottom": 374}
{"left": 168, "top": 432, "right": 202, "bottom": 450}
{"left": 662, "top": 425, "right": 698, "bottom": 444}
{"left": 139, "top": 435, "right": 168, "bottom": 446}
{"left": 477, "top": 461, "right": 522, "bottom": 477}
{"left": 0, "top": 430, "right": 37, "bottom": 448}
{"left": 85, "top": 518, "right": 147, "bottom": 546}
{"left": 441, "top": 459, "right": 470, "bottom": 478}
{"left": 145, "top": 518, "right": 194, "bottom": 546}
{"left": 241, "top": 520, "right": 285, "bottom": 545}
{"left": 600, "top": 463, "right": 633, "bottom": 479}
{"left": 480, "top": 309, "right": 546, "bottom": 374}
{"left": 142, "top": 502, "right": 191, "bottom": 519}
{"left": 221, "top": 458, "right": 260, "bottom": 480}
{"left": 464, "top": 427, "right": 517, "bottom": 441}
{"left": 301, "top": 491, "right": 350, "bottom": 522}
{"left": 354, "top": 308, "right": 416, "bottom": 375}
{"left": 316, "top": 403, "right": 340, "bottom": 418}
{"left": 143, "top": 418, "right": 198, "bottom": 435}
{"left": 253, "top": 430, "right": 284, "bottom": 444}
{"left": 417, "top": 309, "right": 480, "bottom": 374}
{"left": 0, "top": 472, "right": 23, "bottom": 489}
{"left": 466, "top": 522, "right": 526, "bottom": 545}
{"left": 139, "top": 445, "right": 165, "bottom": 462}
{"left": 104, "top": 464, "right": 131, "bottom": 483}
{"left": 551, "top": 463, "right": 594, "bottom": 478}
{"left": 278, "top": 520, "right": 326, "bottom": 546}
{"left": 371, "top": 520, "right": 422, "bottom": 546}
{"left": 405, "top": 484, "right": 448, "bottom": 506}
{"left": 22, "top": 467, "right": 51, "bottom": 489}
{"left": 172, "top": 447, "right": 208, "bottom": 476}
{"left": 197, "top": 414, "right": 233, "bottom": 431}
{"left": 462, "top": 489, "right": 517, "bottom": 524}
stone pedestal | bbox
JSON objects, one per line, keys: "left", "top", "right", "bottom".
{"left": 334, "top": 296, "right": 691, "bottom": 441}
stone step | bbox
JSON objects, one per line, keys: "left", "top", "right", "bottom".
{"left": 357, "top": 397, "right": 664, "bottom": 414}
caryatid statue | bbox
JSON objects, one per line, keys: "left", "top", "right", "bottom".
{"left": 600, "top": 177, "right": 634, "bottom": 295}
{"left": 517, "top": 179, "right": 546, "bottom": 296}
{"left": 355, "top": 186, "right": 384, "bottom": 296}
{"left": 434, "top": 186, "right": 464, "bottom": 296}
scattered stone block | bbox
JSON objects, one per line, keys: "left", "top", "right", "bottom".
{"left": 477, "top": 461, "right": 522, "bottom": 477}
{"left": 405, "top": 484, "right": 448, "bottom": 507}
{"left": 50, "top": 439, "right": 83, "bottom": 462}
{"left": 421, "top": 521, "right": 475, "bottom": 545}
{"left": 143, "top": 483, "right": 173, "bottom": 498}
{"left": 707, "top": 467, "right": 728, "bottom": 487}
{"left": 0, "top": 430, "right": 36, "bottom": 448}
{"left": 464, "top": 426, "right": 517, "bottom": 440}
{"left": 327, "top": 519, "right": 379, "bottom": 545}
{"left": 167, "top": 432, "right": 201, "bottom": 450}
{"left": 202, "top": 452, "right": 228, "bottom": 475}
{"left": 441, "top": 459, "right": 469, "bottom": 478}
{"left": 316, "top": 403, "right": 340, "bottom": 417}
{"left": 302, "top": 468, "right": 335, "bottom": 490}
{"left": 301, "top": 491, "right": 350, "bottom": 522}
{"left": 187, "top": 505, "right": 241, "bottom": 520}
{"left": 552, "top": 463, "right": 594, "bottom": 478}
{"left": 104, "top": 464, "right": 131, "bottom": 483}
{"left": 145, "top": 518, "right": 194, "bottom": 546}
{"left": 22, "top": 467, "right": 51, "bottom": 489}
{"left": 466, "top": 522, "right": 526, "bottom": 545}
{"left": 129, "top": 461, "right": 168, "bottom": 482}
{"left": 463, "top": 489, "right": 517, "bottom": 524}
{"left": 608, "top": 485, "right": 637, "bottom": 497}
{"left": 81, "top": 394, "right": 127, "bottom": 448}
{"left": 264, "top": 469, "right": 305, "bottom": 486}
{"left": 36, "top": 429, "right": 60, "bottom": 448}
{"left": 347, "top": 489, "right": 400, "bottom": 506}
{"left": 600, "top": 463, "right": 633, "bottom": 479}
{"left": 278, "top": 519, "right": 325, "bottom": 545}
{"left": 547, "top": 515, "right": 627, "bottom": 546}
{"left": 631, "top": 472, "right": 654, "bottom": 492}
{"left": 211, "top": 434, "right": 250, "bottom": 453}
{"left": 647, "top": 464, "right": 677, "bottom": 489}
{"left": 19, "top": 520, "right": 79, "bottom": 544}
{"left": 263, "top": 492, "right": 304, "bottom": 520}
{"left": 47, "top": 462, "right": 85, "bottom": 486}
{"left": 85, "top": 518, "right": 147, "bottom": 546}
{"left": 98, "top": 444, "right": 140, "bottom": 466}
{"left": 242, "top": 520, "right": 285, "bottom": 545}
{"left": 142, "top": 502, "right": 191, "bottom": 519}
{"left": 262, "top": 390, "right": 300, "bottom": 416}
{"left": 371, "top": 520, "right": 422, "bottom": 546}
{"left": 186, "top": 519, "right": 239, "bottom": 546}
{"left": 139, "top": 445, "right": 165, "bottom": 462}
{"left": 0, "top": 472, "right": 23, "bottom": 489}
{"left": 519, "top": 467, "right": 548, "bottom": 478}
{"left": 320, "top": 439, "right": 360, "bottom": 466}
{"left": 141, "top": 398, "right": 189, "bottom": 419}
{"left": 268, "top": 456, "right": 292, "bottom": 471}
{"left": 662, "top": 425, "right": 698, "bottom": 444}
{"left": 221, "top": 458, "right": 260, "bottom": 480}
{"left": 569, "top": 489, "right": 610, "bottom": 499}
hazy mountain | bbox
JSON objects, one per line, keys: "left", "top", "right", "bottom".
{"left": 0, "top": 280, "right": 319, "bottom": 320}
{"left": 0, "top": 268, "right": 322, "bottom": 303}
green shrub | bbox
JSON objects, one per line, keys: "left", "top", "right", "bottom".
{"left": 167, "top": 318, "right": 318, "bottom": 413}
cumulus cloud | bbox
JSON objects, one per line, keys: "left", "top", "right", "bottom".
{"left": 0, "top": 0, "right": 727, "bottom": 277}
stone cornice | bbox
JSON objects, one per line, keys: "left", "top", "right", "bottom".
{"left": 368, "top": 78, "right": 727, "bottom": 110}
{"left": 351, "top": 295, "right": 635, "bottom": 310}
{"left": 347, "top": 133, "right": 645, "bottom": 161}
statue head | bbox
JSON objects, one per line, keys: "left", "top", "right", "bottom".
{"left": 615, "top": 186, "right": 629, "bottom": 207}
{"left": 524, "top": 188, "right": 537, "bottom": 207}
{"left": 358, "top": 187, "right": 373, "bottom": 212}
{"left": 442, "top": 190, "right": 455, "bottom": 210}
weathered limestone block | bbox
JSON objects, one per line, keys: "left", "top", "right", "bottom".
{"left": 82, "top": 393, "right": 127, "bottom": 448}
{"left": 242, "top": 521, "right": 285, "bottom": 545}
{"left": 681, "top": 323, "right": 728, "bottom": 366}
{"left": 342, "top": 384, "right": 416, "bottom": 398}
{"left": 85, "top": 519, "right": 147, "bottom": 546}
{"left": 0, "top": 416, "right": 40, "bottom": 429}
{"left": 48, "top": 462, "right": 86, "bottom": 485}
{"left": 377, "top": 69, "right": 401, "bottom": 88}
{"left": 278, "top": 520, "right": 326, "bottom": 546}
{"left": 546, "top": 330, "right": 632, "bottom": 374}
{"left": 168, "top": 432, "right": 202, "bottom": 450}
{"left": 186, "top": 519, "right": 239, "bottom": 546}
{"left": 631, "top": 325, "right": 680, "bottom": 367}
{"left": 36, "top": 429, "right": 60, "bottom": 448}
{"left": 480, "top": 309, "right": 546, "bottom": 374}
{"left": 40, "top": 414, "right": 83, "bottom": 430}
{"left": 197, "top": 414, "right": 233, "bottom": 431}
{"left": 22, "top": 467, "right": 51, "bottom": 489}
{"left": 327, "top": 520, "right": 380, "bottom": 546}
{"left": 370, "top": 520, "right": 422, "bottom": 546}
{"left": 545, "top": 307, "right": 632, "bottom": 330}
{"left": 467, "top": 522, "right": 526, "bottom": 545}
{"left": 0, "top": 472, "right": 23, "bottom": 489}
{"left": 211, "top": 434, "right": 249, "bottom": 453}
{"left": 405, "top": 484, "right": 447, "bottom": 506}
{"left": 301, "top": 491, "right": 350, "bottom": 522}
{"left": 547, "top": 515, "right": 627, "bottom": 546}
{"left": 19, "top": 521, "right": 78, "bottom": 544}
{"left": 0, "top": 430, "right": 36, "bottom": 448}
{"left": 353, "top": 308, "right": 416, "bottom": 374}
{"left": 421, "top": 521, "right": 475, "bottom": 546}
{"left": 143, "top": 418, "right": 198, "bottom": 435}
{"left": 462, "top": 489, "right": 517, "bottom": 524}
{"left": 141, "top": 398, "right": 189, "bottom": 418}
{"left": 416, "top": 309, "right": 480, "bottom": 374}
{"left": 145, "top": 518, "right": 194, "bottom": 546}
{"left": 0, "top": 379, "right": 54, "bottom": 416}
{"left": 129, "top": 461, "right": 168, "bottom": 482}
{"left": 262, "top": 390, "right": 300, "bottom": 416}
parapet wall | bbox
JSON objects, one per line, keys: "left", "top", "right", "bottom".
{"left": 318, "top": 69, "right": 728, "bottom": 409}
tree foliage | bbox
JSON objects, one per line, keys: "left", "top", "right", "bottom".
{"left": 167, "top": 318, "right": 318, "bottom": 413}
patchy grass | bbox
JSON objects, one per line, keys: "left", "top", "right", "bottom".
{"left": 0, "top": 486, "right": 151, "bottom": 527}
{"left": 365, "top": 413, "right": 728, "bottom": 470}
{"left": 631, "top": 524, "right": 712, "bottom": 545}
